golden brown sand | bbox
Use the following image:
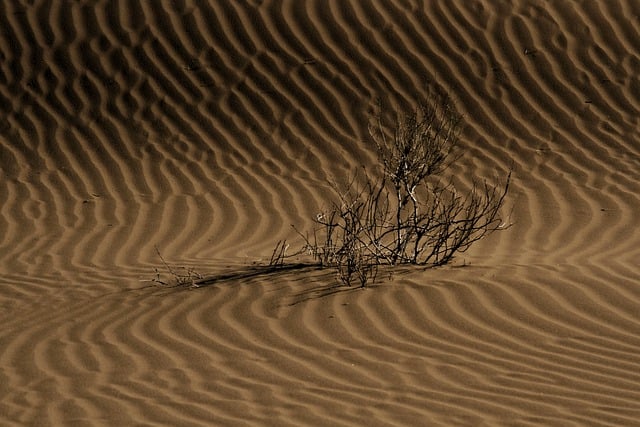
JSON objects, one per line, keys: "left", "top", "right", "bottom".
{"left": 1, "top": 1, "right": 640, "bottom": 425}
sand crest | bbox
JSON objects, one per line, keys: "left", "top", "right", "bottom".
{"left": 1, "top": 1, "right": 640, "bottom": 425}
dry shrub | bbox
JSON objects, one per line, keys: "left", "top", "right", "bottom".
{"left": 296, "top": 91, "right": 511, "bottom": 286}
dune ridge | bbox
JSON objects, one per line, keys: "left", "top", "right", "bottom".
{"left": 1, "top": 0, "right": 640, "bottom": 425}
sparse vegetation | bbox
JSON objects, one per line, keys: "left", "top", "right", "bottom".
{"left": 154, "top": 90, "right": 511, "bottom": 289}
{"left": 295, "top": 91, "right": 511, "bottom": 286}
{"left": 152, "top": 246, "right": 203, "bottom": 288}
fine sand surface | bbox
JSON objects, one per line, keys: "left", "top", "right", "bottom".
{"left": 2, "top": 1, "right": 640, "bottom": 425}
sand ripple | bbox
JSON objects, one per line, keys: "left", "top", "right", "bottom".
{"left": 1, "top": 1, "right": 640, "bottom": 425}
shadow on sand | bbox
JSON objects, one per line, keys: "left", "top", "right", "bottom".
{"left": 184, "top": 262, "right": 370, "bottom": 305}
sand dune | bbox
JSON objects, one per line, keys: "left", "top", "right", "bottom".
{"left": 1, "top": 0, "right": 640, "bottom": 425}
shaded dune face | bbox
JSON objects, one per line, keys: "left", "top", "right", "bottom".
{"left": 1, "top": 1, "right": 640, "bottom": 425}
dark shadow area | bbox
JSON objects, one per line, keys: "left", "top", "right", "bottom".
{"left": 184, "top": 261, "right": 372, "bottom": 304}
{"left": 191, "top": 262, "right": 323, "bottom": 287}
{"left": 153, "top": 260, "right": 425, "bottom": 304}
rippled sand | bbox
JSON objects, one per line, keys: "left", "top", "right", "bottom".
{"left": 1, "top": 1, "right": 640, "bottom": 425}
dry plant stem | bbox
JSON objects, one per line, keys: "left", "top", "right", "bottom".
{"left": 153, "top": 245, "right": 203, "bottom": 287}
{"left": 269, "top": 240, "right": 289, "bottom": 267}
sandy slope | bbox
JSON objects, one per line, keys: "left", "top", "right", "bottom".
{"left": 1, "top": 0, "right": 640, "bottom": 425}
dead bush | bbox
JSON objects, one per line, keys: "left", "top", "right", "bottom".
{"left": 296, "top": 91, "right": 511, "bottom": 286}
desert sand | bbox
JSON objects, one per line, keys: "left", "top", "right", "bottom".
{"left": 1, "top": 1, "right": 640, "bottom": 425}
